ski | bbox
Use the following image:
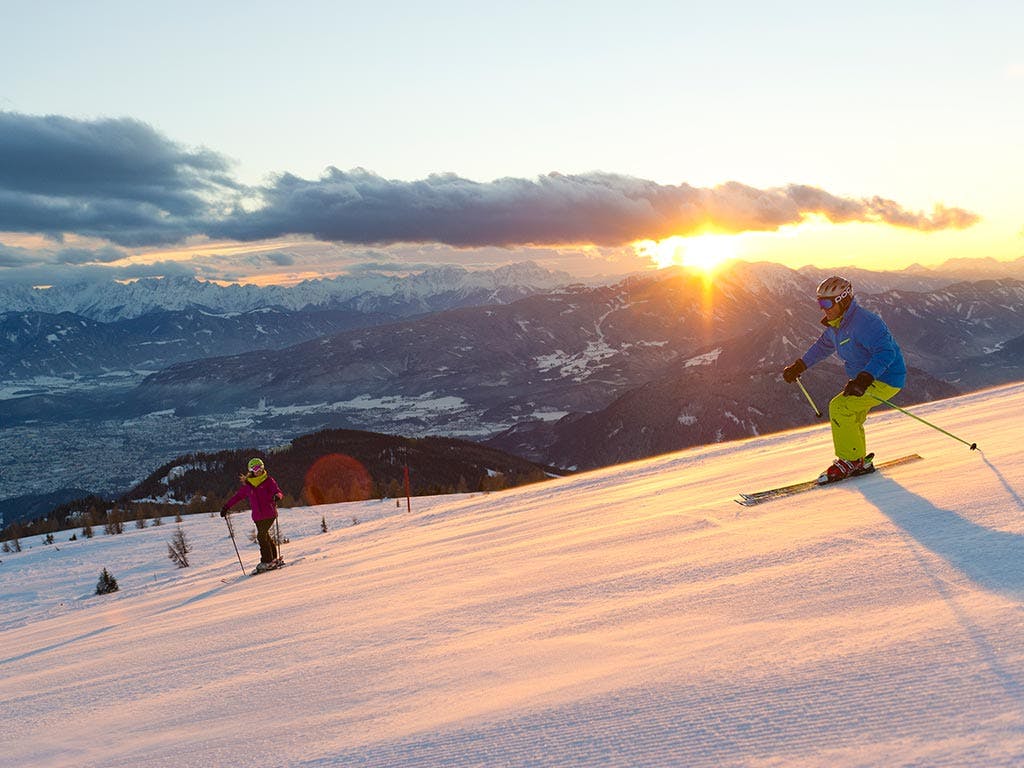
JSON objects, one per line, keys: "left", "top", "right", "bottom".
{"left": 221, "top": 565, "right": 285, "bottom": 583}
{"left": 736, "top": 453, "right": 923, "bottom": 506}
{"left": 220, "top": 557, "right": 300, "bottom": 583}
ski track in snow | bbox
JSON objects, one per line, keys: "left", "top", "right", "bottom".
{"left": 2, "top": 383, "right": 1024, "bottom": 766}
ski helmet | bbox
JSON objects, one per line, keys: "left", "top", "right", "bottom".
{"left": 247, "top": 457, "right": 265, "bottom": 473}
{"left": 816, "top": 276, "right": 853, "bottom": 311}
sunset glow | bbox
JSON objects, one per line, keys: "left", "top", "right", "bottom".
{"left": 0, "top": 3, "right": 1018, "bottom": 288}
{"left": 634, "top": 234, "right": 742, "bottom": 274}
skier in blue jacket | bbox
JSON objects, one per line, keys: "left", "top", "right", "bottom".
{"left": 782, "top": 276, "right": 907, "bottom": 483}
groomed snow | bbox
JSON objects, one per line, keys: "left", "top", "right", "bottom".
{"left": 2, "top": 383, "right": 1023, "bottom": 767}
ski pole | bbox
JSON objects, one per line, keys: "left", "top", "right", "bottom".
{"left": 274, "top": 516, "right": 283, "bottom": 563}
{"left": 869, "top": 394, "right": 978, "bottom": 450}
{"left": 223, "top": 513, "right": 246, "bottom": 574}
{"left": 795, "top": 377, "right": 822, "bottom": 418}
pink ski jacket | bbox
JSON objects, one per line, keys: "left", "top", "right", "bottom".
{"left": 224, "top": 476, "right": 283, "bottom": 522}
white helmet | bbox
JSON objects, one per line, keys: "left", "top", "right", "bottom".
{"left": 816, "top": 276, "right": 853, "bottom": 310}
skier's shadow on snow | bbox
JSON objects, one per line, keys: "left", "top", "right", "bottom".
{"left": 857, "top": 469, "right": 1024, "bottom": 707}
{"left": 858, "top": 471, "right": 1024, "bottom": 597}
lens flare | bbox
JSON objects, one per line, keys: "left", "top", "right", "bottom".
{"left": 303, "top": 454, "right": 372, "bottom": 505}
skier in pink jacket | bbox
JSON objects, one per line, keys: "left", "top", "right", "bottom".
{"left": 221, "top": 457, "right": 284, "bottom": 572}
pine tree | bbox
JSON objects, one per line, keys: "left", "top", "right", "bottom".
{"left": 96, "top": 568, "right": 119, "bottom": 595}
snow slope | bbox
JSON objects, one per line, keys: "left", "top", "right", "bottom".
{"left": 2, "top": 383, "right": 1023, "bottom": 767}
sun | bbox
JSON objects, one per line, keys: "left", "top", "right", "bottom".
{"left": 634, "top": 233, "right": 741, "bottom": 273}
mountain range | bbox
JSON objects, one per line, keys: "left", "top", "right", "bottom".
{"left": 0, "top": 262, "right": 572, "bottom": 387}
{"left": 0, "top": 261, "right": 575, "bottom": 322}
{"left": 2, "top": 257, "right": 1022, "bottom": 503}
{"left": 120, "top": 265, "right": 1023, "bottom": 466}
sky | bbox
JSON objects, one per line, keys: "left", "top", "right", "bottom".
{"left": 2, "top": 382, "right": 1023, "bottom": 766}
{"left": 1, "top": 0, "right": 1022, "bottom": 286}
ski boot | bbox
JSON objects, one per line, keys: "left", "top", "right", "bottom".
{"left": 252, "top": 558, "right": 284, "bottom": 575}
{"left": 817, "top": 454, "right": 874, "bottom": 484}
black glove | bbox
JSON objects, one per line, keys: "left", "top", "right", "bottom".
{"left": 782, "top": 359, "right": 807, "bottom": 383}
{"left": 220, "top": 507, "right": 229, "bottom": 517}
{"left": 843, "top": 371, "right": 874, "bottom": 397}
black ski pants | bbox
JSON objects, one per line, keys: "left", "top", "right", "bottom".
{"left": 255, "top": 517, "right": 278, "bottom": 563}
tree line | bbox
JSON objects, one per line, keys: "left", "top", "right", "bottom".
{"left": 2, "top": 428, "right": 557, "bottom": 542}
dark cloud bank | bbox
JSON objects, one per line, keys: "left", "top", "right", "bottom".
{"left": 0, "top": 112, "right": 980, "bottom": 254}
{"left": 0, "top": 112, "right": 239, "bottom": 246}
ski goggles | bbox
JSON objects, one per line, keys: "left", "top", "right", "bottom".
{"left": 817, "top": 289, "right": 850, "bottom": 309}
{"left": 248, "top": 462, "right": 265, "bottom": 474}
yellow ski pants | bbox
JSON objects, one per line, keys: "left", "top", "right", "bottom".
{"left": 829, "top": 381, "right": 901, "bottom": 461}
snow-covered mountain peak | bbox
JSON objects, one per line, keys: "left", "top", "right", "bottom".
{"left": 0, "top": 262, "right": 574, "bottom": 320}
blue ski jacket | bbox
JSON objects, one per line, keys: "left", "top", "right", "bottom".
{"left": 801, "top": 298, "right": 906, "bottom": 388}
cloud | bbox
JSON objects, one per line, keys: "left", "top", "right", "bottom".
{"left": 865, "top": 198, "right": 980, "bottom": 231}
{"left": 0, "top": 112, "right": 980, "bottom": 265}
{"left": 212, "top": 169, "right": 980, "bottom": 248}
{"left": 51, "top": 245, "right": 131, "bottom": 265}
{"left": 0, "top": 242, "right": 39, "bottom": 267}
{"left": 0, "top": 237, "right": 129, "bottom": 266}
{"left": 262, "top": 251, "right": 297, "bottom": 266}
{"left": 0, "top": 258, "right": 198, "bottom": 287}
{"left": 0, "top": 112, "right": 240, "bottom": 246}
{"left": 786, "top": 185, "right": 981, "bottom": 231}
